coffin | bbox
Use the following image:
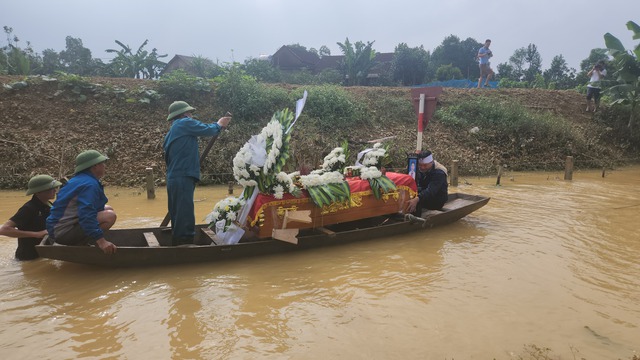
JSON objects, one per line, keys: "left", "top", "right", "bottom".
{"left": 247, "top": 172, "right": 417, "bottom": 238}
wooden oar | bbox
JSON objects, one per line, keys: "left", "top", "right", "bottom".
{"left": 160, "top": 117, "right": 229, "bottom": 227}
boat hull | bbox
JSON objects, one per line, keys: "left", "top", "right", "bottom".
{"left": 36, "top": 193, "right": 490, "bottom": 267}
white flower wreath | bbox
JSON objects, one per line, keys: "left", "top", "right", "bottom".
{"left": 321, "top": 147, "right": 347, "bottom": 172}
{"left": 231, "top": 110, "right": 293, "bottom": 199}
{"left": 232, "top": 143, "right": 259, "bottom": 188}
{"left": 261, "top": 119, "right": 283, "bottom": 173}
{"left": 361, "top": 143, "right": 387, "bottom": 168}
{"left": 206, "top": 196, "right": 247, "bottom": 232}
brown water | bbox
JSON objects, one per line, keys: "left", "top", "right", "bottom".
{"left": 1, "top": 168, "right": 639, "bottom": 359}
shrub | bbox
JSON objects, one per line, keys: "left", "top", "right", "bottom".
{"left": 288, "top": 84, "right": 361, "bottom": 127}
{"left": 213, "top": 66, "right": 289, "bottom": 121}
{"left": 157, "top": 69, "right": 212, "bottom": 100}
{"left": 437, "top": 98, "right": 576, "bottom": 151}
{"left": 435, "top": 64, "right": 463, "bottom": 81}
{"left": 498, "top": 78, "right": 528, "bottom": 88}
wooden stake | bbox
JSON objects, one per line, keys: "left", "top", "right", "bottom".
{"left": 146, "top": 167, "right": 155, "bottom": 199}
{"left": 564, "top": 156, "right": 573, "bottom": 181}
{"left": 451, "top": 160, "right": 459, "bottom": 187}
{"left": 496, "top": 165, "right": 503, "bottom": 186}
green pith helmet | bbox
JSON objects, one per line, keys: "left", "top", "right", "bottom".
{"left": 167, "top": 101, "right": 195, "bottom": 121}
{"left": 74, "top": 150, "right": 109, "bottom": 174}
{"left": 26, "top": 174, "right": 62, "bottom": 195}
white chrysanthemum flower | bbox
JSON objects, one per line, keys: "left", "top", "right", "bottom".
{"left": 360, "top": 166, "right": 382, "bottom": 180}
{"left": 299, "top": 173, "right": 321, "bottom": 188}
{"left": 276, "top": 172, "right": 289, "bottom": 182}
{"left": 321, "top": 147, "right": 347, "bottom": 171}
{"left": 322, "top": 171, "right": 345, "bottom": 184}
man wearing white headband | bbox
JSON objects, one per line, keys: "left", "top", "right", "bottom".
{"left": 406, "top": 150, "right": 448, "bottom": 214}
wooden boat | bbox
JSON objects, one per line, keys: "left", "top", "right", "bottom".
{"left": 36, "top": 193, "right": 490, "bottom": 267}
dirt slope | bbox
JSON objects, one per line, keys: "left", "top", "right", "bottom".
{"left": 0, "top": 75, "right": 635, "bottom": 189}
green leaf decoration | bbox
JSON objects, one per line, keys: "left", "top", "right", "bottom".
{"left": 305, "top": 180, "right": 351, "bottom": 208}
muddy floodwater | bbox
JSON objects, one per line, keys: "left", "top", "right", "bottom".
{"left": 1, "top": 167, "right": 639, "bottom": 359}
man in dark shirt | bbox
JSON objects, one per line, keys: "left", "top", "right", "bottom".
{"left": 405, "top": 150, "right": 448, "bottom": 214}
{"left": 0, "top": 175, "right": 61, "bottom": 260}
{"left": 163, "top": 101, "right": 231, "bottom": 246}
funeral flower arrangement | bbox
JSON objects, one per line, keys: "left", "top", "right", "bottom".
{"left": 231, "top": 108, "right": 297, "bottom": 200}
{"left": 320, "top": 141, "right": 349, "bottom": 173}
{"left": 293, "top": 141, "right": 351, "bottom": 208}
{"left": 272, "top": 171, "right": 301, "bottom": 199}
{"left": 299, "top": 169, "right": 351, "bottom": 208}
{"left": 208, "top": 89, "right": 400, "bottom": 241}
{"left": 206, "top": 196, "right": 246, "bottom": 232}
{"left": 209, "top": 108, "right": 301, "bottom": 238}
{"left": 359, "top": 143, "right": 396, "bottom": 199}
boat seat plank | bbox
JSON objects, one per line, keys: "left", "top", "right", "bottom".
{"left": 444, "top": 198, "right": 470, "bottom": 209}
{"left": 201, "top": 227, "right": 220, "bottom": 245}
{"left": 143, "top": 232, "right": 161, "bottom": 247}
{"left": 315, "top": 227, "right": 336, "bottom": 237}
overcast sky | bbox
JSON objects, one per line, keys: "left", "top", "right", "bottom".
{"left": 1, "top": 0, "right": 638, "bottom": 71}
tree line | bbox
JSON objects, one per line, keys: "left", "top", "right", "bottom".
{"left": 0, "top": 24, "right": 632, "bottom": 95}
{"left": 0, "top": 27, "right": 166, "bottom": 79}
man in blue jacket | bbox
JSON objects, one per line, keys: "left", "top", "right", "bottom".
{"left": 405, "top": 150, "right": 448, "bottom": 214}
{"left": 47, "top": 150, "right": 117, "bottom": 254}
{"left": 163, "top": 101, "right": 231, "bottom": 246}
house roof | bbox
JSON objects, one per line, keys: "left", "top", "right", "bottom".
{"left": 271, "top": 46, "right": 320, "bottom": 71}
{"left": 160, "top": 55, "right": 216, "bottom": 76}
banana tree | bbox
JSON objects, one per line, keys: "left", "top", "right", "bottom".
{"left": 337, "top": 38, "right": 376, "bottom": 86}
{"left": 604, "top": 21, "right": 640, "bottom": 132}
{"left": 106, "top": 40, "right": 166, "bottom": 79}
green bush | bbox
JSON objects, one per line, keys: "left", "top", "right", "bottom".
{"left": 213, "top": 66, "right": 289, "bottom": 121}
{"left": 280, "top": 69, "right": 316, "bottom": 85}
{"left": 288, "top": 84, "right": 361, "bottom": 127}
{"left": 437, "top": 98, "right": 576, "bottom": 150}
{"left": 157, "top": 70, "right": 212, "bottom": 100}
{"left": 54, "top": 72, "right": 92, "bottom": 89}
{"left": 498, "top": 78, "right": 528, "bottom": 88}
{"left": 315, "top": 69, "right": 344, "bottom": 85}
{"left": 435, "top": 64, "right": 463, "bottom": 81}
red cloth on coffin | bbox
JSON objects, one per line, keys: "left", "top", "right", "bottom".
{"left": 247, "top": 172, "right": 416, "bottom": 225}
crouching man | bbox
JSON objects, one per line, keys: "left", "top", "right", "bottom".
{"left": 47, "top": 150, "right": 117, "bottom": 254}
{"left": 405, "top": 150, "right": 448, "bottom": 214}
